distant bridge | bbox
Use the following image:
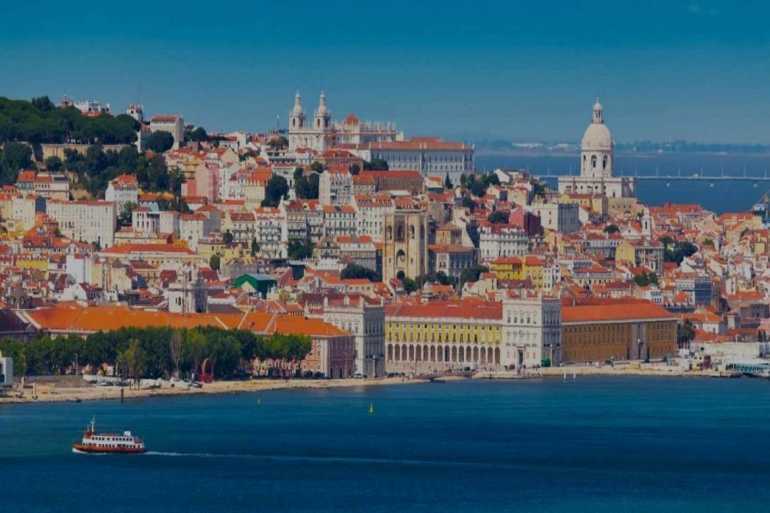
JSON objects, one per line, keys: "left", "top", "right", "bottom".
{"left": 539, "top": 169, "right": 770, "bottom": 182}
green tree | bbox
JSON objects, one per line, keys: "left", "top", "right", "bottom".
{"left": 677, "top": 319, "right": 696, "bottom": 349}
{"left": 444, "top": 172, "right": 453, "bottom": 189}
{"left": 401, "top": 277, "right": 419, "bottom": 294}
{"left": 311, "top": 161, "right": 324, "bottom": 173}
{"left": 488, "top": 173, "right": 500, "bottom": 186}
{"left": 460, "top": 265, "right": 489, "bottom": 285}
{"left": 702, "top": 238, "right": 714, "bottom": 247}
{"left": 223, "top": 230, "right": 234, "bottom": 244}
{"left": 363, "top": 158, "right": 388, "bottom": 171}
{"left": 341, "top": 264, "right": 381, "bottom": 282}
{"left": 145, "top": 131, "right": 174, "bottom": 153}
{"left": 295, "top": 172, "right": 319, "bottom": 199}
{"left": 470, "top": 178, "right": 488, "bottom": 197}
{"left": 251, "top": 237, "right": 259, "bottom": 257}
{"left": 268, "top": 136, "right": 289, "bottom": 150}
{"left": 44, "top": 156, "right": 63, "bottom": 172}
{"left": 209, "top": 254, "right": 221, "bottom": 271}
{"left": 287, "top": 240, "right": 314, "bottom": 260}
{"left": 117, "top": 202, "right": 138, "bottom": 227}
{"left": 604, "top": 224, "right": 620, "bottom": 234}
{"left": 118, "top": 338, "right": 147, "bottom": 385}
{"left": 262, "top": 175, "right": 289, "bottom": 207}
{"left": 488, "top": 211, "right": 509, "bottom": 224}
{"left": 187, "top": 127, "right": 208, "bottom": 142}
{"left": 461, "top": 196, "right": 475, "bottom": 212}
{"left": 349, "top": 163, "right": 361, "bottom": 175}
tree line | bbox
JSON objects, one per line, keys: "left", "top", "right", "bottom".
{"left": 0, "top": 326, "right": 313, "bottom": 380}
{"left": 0, "top": 96, "right": 138, "bottom": 145}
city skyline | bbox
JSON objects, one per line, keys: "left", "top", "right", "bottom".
{"left": 1, "top": 0, "right": 769, "bottom": 143}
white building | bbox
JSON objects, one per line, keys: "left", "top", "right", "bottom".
{"left": 322, "top": 205, "right": 357, "bottom": 239}
{"left": 159, "top": 211, "right": 180, "bottom": 237}
{"left": 501, "top": 295, "right": 562, "bottom": 368}
{"left": 178, "top": 213, "right": 211, "bottom": 251}
{"left": 0, "top": 352, "right": 13, "bottom": 387}
{"left": 12, "top": 195, "right": 44, "bottom": 231}
{"left": 34, "top": 173, "right": 70, "bottom": 201}
{"left": 353, "top": 194, "right": 394, "bottom": 243}
{"left": 254, "top": 207, "right": 287, "bottom": 258}
{"left": 322, "top": 295, "right": 386, "bottom": 377}
{"left": 46, "top": 200, "right": 117, "bottom": 248}
{"left": 149, "top": 115, "right": 185, "bottom": 149}
{"left": 479, "top": 224, "right": 530, "bottom": 262}
{"left": 105, "top": 174, "right": 139, "bottom": 215}
{"left": 319, "top": 169, "right": 353, "bottom": 206}
{"left": 537, "top": 202, "right": 581, "bottom": 234}
{"left": 132, "top": 207, "right": 160, "bottom": 235}
{"left": 558, "top": 100, "right": 635, "bottom": 198}
{"left": 288, "top": 91, "right": 400, "bottom": 152}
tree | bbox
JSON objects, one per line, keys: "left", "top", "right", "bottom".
{"left": 295, "top": 172, "right": 319, "bottom": 199}
{"left": 209, "top": 254, "right": 221, "bottom": 271}
{"left": 341, "top": 264, "right": 381, "bottom": 282}
{"left": 349, "top": 163, "right": 361, "bottom": 176}
{"left": 262, "top": 175, "right": 289, "bottom": 207}
{"left": 223, "top": 230, "right": 234, "bottom": 244}
{"left": 187, "top": 127, "right": 207, "bottom": 142}
{"left": 31, "top": 96, "right": 55, "bottom": 112}
{"left": 268, "top": 136, "right": 288, "bottom": 150}
{"left": 118, "top": 338, "right": 147, "bottom": 386}
{"left": 488, "top": 211, "right": 509, "bottom": 224}
{"left": 444, "top": 173, "right": 453, "bottom": 189}
{"left": 0, "top": 142, "right": 33, "bottom": 185}
{"left": 677, "top": 319, "right": 696, "bottom": 349}
{"left": 170, "top": 330, "right": 182, "bottom": 378}
{"left": 401, "top": 277, "right": 419, "bottom": 294}
{"left": 633, "top": 272, "right": 658, "bottom": 287}
{"left": 117, "top": 202, "right": 138, "bottom": 227}
{"left": 311, "top": 161, "right": 324, "bottom": 173}
{"left": 488, "top": 173, "right": 500, "bottom": 186}
{"left": 145, "top": 131, "right": 174, "bottom": 153}
{"left": 363, "top": 158, "right": 388, "bottom": 171}
{"left": 659, "top": 236, "right": 674, "bottom": 248}
{"left": 288, "top": 240, "right": 313, "bottom": 260}
{"left": 470, "top": 179, "right": 487, "bottom": 198}
{"left": 702, "top": 238, "right": 714, "bottom": 247}
{"left": 460, "top": 265, "right": 489, "bottom": 285}
{"left": 462, "top": 196, "right": 475, "bottom": 212}
{"left": 44, "top": 156, "right": 63, "bottom": 172}
{"left": 604, "top": 224, "right": 620, "bottom": 234}
{"left": 251, "top": 237, "right": 260, "bottom": 257}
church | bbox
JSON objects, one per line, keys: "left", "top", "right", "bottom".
{"left": 558, "top": 100, "right": 635, "bottom": 199}
{"left": 287, "top": 91, "right": 401, "bottom": 152}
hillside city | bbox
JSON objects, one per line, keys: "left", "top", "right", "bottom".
{"left": 0, "top": 92, "right": 767, "bottom": 384}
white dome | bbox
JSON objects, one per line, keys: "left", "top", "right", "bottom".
{"left": 582, "top": 122, "right": 613, "bottom": 150}
{"left": 291, "top": 91, "right": 304, "bottom": 116}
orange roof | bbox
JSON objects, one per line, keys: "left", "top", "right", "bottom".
{"left": 386, "top": 300, "right": 502, "bottom": 320}
{"left": 562, "top": 298, "right": 674, "bottom": 324}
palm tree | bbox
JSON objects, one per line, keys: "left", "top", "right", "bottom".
{"left": 677, "top": 319, "right": 696, "bottom": 350}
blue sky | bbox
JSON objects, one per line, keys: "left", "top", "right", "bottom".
{"left": 1, "top": 0, "right": 769, "bottom": 143}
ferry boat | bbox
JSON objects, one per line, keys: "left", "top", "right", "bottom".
{"left": 72, "top": 418, "right": 146, "bottom": 454}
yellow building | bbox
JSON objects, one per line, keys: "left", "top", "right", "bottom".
{"left": 15, "top": 254, "right": 48, "bottom": 274}
{"left": 561, "top": 298, "right": 677, "bottom": 363}
{"left": 522, "top": 256, "right": 545, "bottom": 289}
{"left": 489, "top": 257, "right": 523, "bottom": 280}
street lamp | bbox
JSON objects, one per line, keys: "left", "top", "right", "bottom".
{"left": 73, "top": 353, "right": 78, "bottom": 376}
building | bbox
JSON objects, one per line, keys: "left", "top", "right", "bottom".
{"left": 288, "top": 91, "right": 400, "bottom": 152}
{"left": 384, "top": 296, "right": 561, "bottom": 373}
{"left": 479, "top": 224, "right": 530, "bottom": 262}
{"left": 105, "top": 174, "right": 139, "bottom": 215}
{"left": 382, "top": 207, "right": 429, "bottom": 282}
{"left": 537, "top": 202, "right": 580, "bottom": 234}
{"left": 319, "top": 169, "right": 353, "bottom": 206}
{"left": 428, "top": 244, "right": 477, "bottom": 280}
{"left": 0, "top": 352, "right": 13, "bottom": 388}
{"left": 558, "top": 100, "right": 635, "bottom": 198}
{"left": 560, "top": 298, "right": 677, "bottom": 363}
{"left": 46, "top": 200, "right": 116, "bottom": 248}
{"left": 149, "top": 115, "right": 185, "bottom": 149}
{"left": 363, "top": 137, "right": 474, "bottom": 185}
{"left": 361, "top": 170, "right": 424, "bottom": 194}
{"left": 12, "top": 195, "right": 45, "bottom": 231}
{"left": 320, "top": 294, "right": 386, "bottom": 377}
{"left": 33, "top": 173, "right": 70, "bottom": 201}
{"left": 353, "top": 194, "right": 395, "bottom": 242}
{"left": 322, "top": 205, "right": 357, "bottom": 239}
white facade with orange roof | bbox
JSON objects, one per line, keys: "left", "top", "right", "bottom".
{"left": 319, "top": 168, "right": 352, "bottom": 206}
{"left": 105, "top": 174, "right": 139, "bottom": 214}
{"left": 149, "top": 114, "right": 185, "bottom": 148}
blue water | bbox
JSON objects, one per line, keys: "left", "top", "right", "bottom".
{"left": 2, "top": 378, "right": 770, "bottom": 512}
{"left": 477, "top": 154, "right": 770, "bottom": 213}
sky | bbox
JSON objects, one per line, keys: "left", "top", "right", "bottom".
{"left": 1, "top": 0, "right": 769, "bottom": 144}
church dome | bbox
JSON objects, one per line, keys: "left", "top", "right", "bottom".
{"left": 316, "top": 91, "right": 330, "bottom": 117}
{"left": 581, "top": 98, "right": 613, "bottom": 150}
{"left": 582, "top": 122, "right": 613, "bottom": 150}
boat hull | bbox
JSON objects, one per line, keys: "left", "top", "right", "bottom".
{"left": 72, "top": 444, "right": 146, "bottom": 454}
